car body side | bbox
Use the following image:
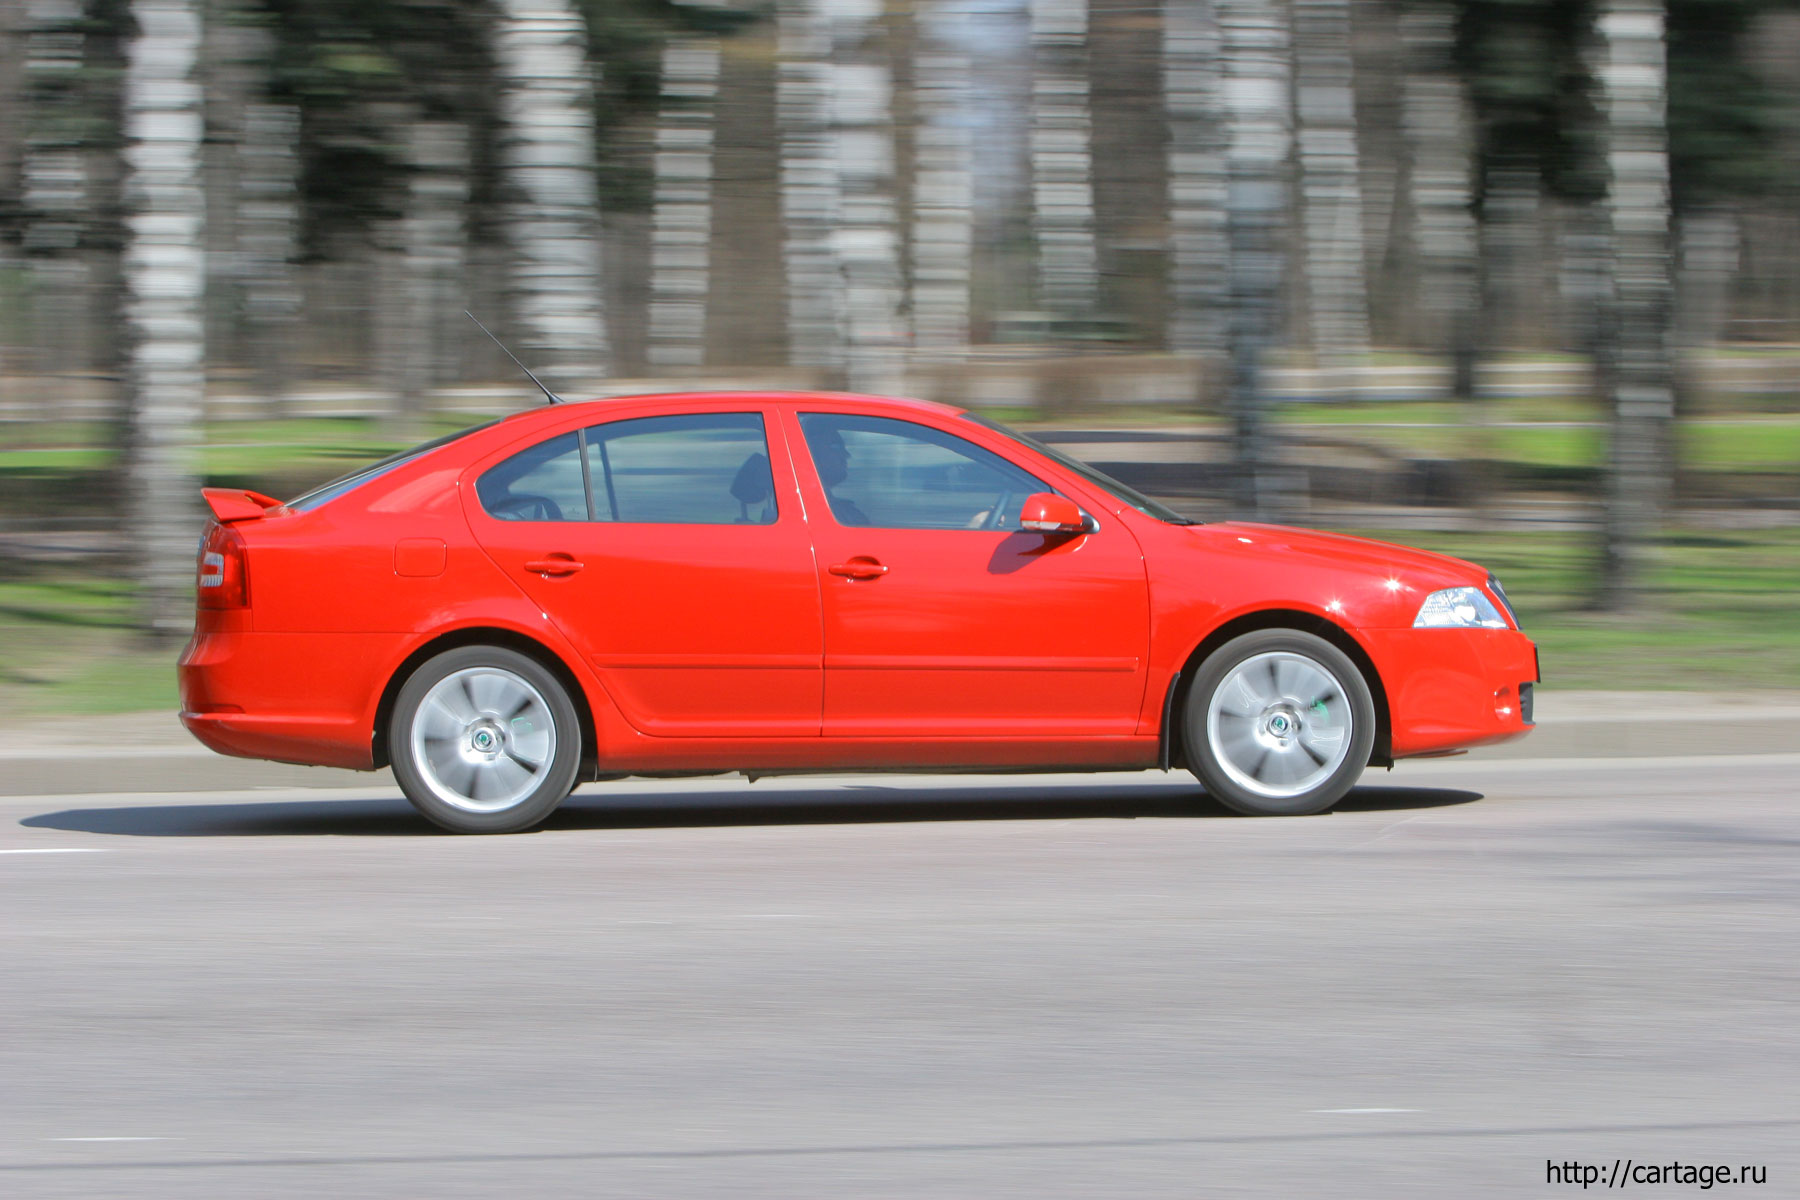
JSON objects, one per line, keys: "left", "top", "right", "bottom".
{"left": 179, "top": 392, "right": 1537, "bottom": 776}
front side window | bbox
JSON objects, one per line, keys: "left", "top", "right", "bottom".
{"left": 797, "top": 413, "right": 1049, "bottom": 531}
{"left": 585, "top": 412, "right": 775, "bottom": 525}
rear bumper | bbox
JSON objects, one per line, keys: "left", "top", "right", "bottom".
{"left": 178, "top": 627, "right": 398, "bottom": 770}
{"left": 1361, "top": 627, "right": 1540, "bottom": 760}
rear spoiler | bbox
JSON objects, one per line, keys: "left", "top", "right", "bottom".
{"left": 202, "top": 488, "right": 290, "bottom": 523}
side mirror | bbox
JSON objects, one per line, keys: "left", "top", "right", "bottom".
{"left": 1019, "top": 492, "right": 1091, "bottom": 536}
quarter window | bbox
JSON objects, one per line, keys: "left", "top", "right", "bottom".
{"left": 476, "top": 432, "right": 588, "bottom": 522}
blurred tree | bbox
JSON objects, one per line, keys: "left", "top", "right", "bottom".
{"left": 1292, "top": 0, "right": 1370, "bottom": 369}
{"left": 1398, "top": 2, "right": 1478, "bottom": 397}
{"left": 828, "top": 0, "right": 905, "bottom": 396}
{"left": 646, "top": 36, "right": 720, "bottom": 369}
{"left": 910, "top": 0, "right": 974, "bottom": 357}
{"left": 1595, "top": 0, "right": 1672, "bottom": 608}
{"left": 18, "top": 0, "right": 130, "bottom": 429}
{"left": 777, "top": 0, "right": 846, "bottom": 379}
{"left": 490, "top": 0, "right": 608, "bottom": 384}
{"left": 1031, "top": 0, "right": 1099, "bottom": 315}
{"left": 1163, "top": 0, "right": 1229, "bottom": 362}
{"left": 122, "top": 0, "right": 205, "bottom": 637}
{"left": 1219, "top": 0, "right": 1292, "bottom": 519}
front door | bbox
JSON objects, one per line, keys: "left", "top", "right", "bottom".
{"left": 468, "top": 408, "right": 822, "bottom": 738}
{"left": 787, "top": 409, "right": 1150, "bottom": 738}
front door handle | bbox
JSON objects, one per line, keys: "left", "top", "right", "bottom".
{"left": 524, "top": 554, "right": 584, "bottom": 577}
{"left": 828, "top": 558, "right": 889, "bottom": 581}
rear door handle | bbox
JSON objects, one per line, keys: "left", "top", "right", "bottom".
{"left": 828, "top": 558, "right": 888, "bottom": 580}
{"left": 524, "top": 555, "right": 584, "bottom": 577}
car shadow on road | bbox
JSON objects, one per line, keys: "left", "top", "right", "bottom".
{"left": 19, "top": 779, "right": 1482, "bottom": 838}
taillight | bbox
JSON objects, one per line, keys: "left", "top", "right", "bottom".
{"left": 197, "top": 522, "right": 249, "bottom": 609}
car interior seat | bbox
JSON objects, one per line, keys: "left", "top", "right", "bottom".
{"left": 729, "top": 453, "right": 774, "bottom": 523}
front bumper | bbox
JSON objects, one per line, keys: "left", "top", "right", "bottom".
{"left": 1361, "top": 627, "right": 1540, "bottom": 760}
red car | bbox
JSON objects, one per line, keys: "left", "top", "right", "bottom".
{"left": 180, "top": 391, "right": 1538, "bottom": 833}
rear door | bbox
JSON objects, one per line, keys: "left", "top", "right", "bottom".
{"left": 467, "top": 405, "right": 822, "bottom": 738}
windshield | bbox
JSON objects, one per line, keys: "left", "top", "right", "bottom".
{"left": 960, "top": 413, "right": 1197, "bottom": 525}
{"left": 286, "top": 419, "right": 503, "bottom": 512}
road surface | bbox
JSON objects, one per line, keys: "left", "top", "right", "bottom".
{"left": 3, "top": 755, "right": 1797, "bottom": 1197}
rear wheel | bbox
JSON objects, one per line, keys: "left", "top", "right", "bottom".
{"left": 1184, "top": 629, "right": 1375, "bottom": 816}
{"left": 390, "top": 646, "right": 581, "bottom": 833}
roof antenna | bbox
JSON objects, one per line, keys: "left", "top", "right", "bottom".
{"left": 465, "top": 311, "right": 564, "bottom": 405}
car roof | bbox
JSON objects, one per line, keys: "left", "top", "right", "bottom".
{"left": 498, "top": 390, "right": 968, "bottom": 427}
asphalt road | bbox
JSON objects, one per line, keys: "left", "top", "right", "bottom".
{"left": 3, "top": 756, "right": 1797, "bottom": 1198}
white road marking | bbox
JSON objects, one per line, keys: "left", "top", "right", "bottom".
{"left": 49, "top": 1136, "right": 175, "bottom": 1142}
{"left": 1312, "top": 1108, "right": 1420, "bottom": 1114}
{"left": 0, "top": 848, "right": 108, "bottom": 855}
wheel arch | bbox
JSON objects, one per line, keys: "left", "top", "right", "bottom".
{"left": 372, "top": 627, "right": 599, "bottom": 774}
{"left": 1159, "top": 609, "right": 1392, "bottom": 772}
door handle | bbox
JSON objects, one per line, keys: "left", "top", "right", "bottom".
{"left": 828, "top": 558, "right": 888, "bottom": 580}
{"left": 524, "top": 555, "right": 584, "bottom": 577}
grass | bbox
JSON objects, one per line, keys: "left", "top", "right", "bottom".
{"left": 0, "top": 569, "right": 179, "bottom": 720}
{"left": 1, "top": 526, "right": 1794, "bottom": 721}
{"left": 1339, "top": 526, "right": 1800, "bottom": 690}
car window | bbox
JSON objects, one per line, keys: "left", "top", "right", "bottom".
{"left": 797, "top": 413, "right": 1048, "bottom": 531}
{"left": 584, "top": 412, "right": 775, "bottom": 525}
{"left": 476, "top": 431, "right": 590, "bottom": 522}
{"left": 959, "top": 412, "right": 1196, "bottom": 525}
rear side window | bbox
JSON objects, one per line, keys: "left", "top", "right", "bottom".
{"left": 476, "top": 432, "right": 589, "bottom": 522}
{"left": 585, "top": 413, "right": 774, "bottom": 525}
{"left": 474, "top": 413, "right": 775, "bottom": 525}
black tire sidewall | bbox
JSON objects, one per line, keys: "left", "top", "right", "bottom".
{"left": 1184, "top": 629, "right": 1375, "bottom": 816}
{"left": 390, "top": 646, "right": 582, "bottom": 834}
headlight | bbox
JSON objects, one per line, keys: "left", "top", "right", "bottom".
{"left": 1414, "top": 586, "right": 1509, "bottom": 629}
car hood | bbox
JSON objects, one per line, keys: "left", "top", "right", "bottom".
{"left": 1200, "top": 522, "right": 1488, "bottom": 585}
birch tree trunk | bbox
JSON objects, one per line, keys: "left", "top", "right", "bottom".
{"left": 826, "top": 1, "right": 905, "bottom": 395}
{"left": 491, "top": 0, "right": 607, "bottom": 391}
{"left": 777, "top": 0, "right": 845, "bottom": 379}
{"left": 1219, "top": 0, "right": 1291, "bottom": 519}
{"left": 123, "top": 0, "right": 206, "bottom": 639}
{"left": 1031, "top": 0, "right": 1098, "bottom": 316}
{"left": 909, "top": 0, "right": 973, "bottom": 358}
{"left": 1164, "top": 0, "right": 1229, "bottom": 361}
{"left": 647, "top": 38, "right": 721, "bottom": 370}
{"left": 1291, "top": 0, "right": 1369, "bottom": 370}
{"left": 1596, "top": 0, "right": 1674, "bottom": 608}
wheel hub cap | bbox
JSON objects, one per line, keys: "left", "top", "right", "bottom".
{"left": 1206, "top": 651, "right": 1355, "bottom": 800}
{"left": 410, "top": 668, "right": 557, "bottom": 814}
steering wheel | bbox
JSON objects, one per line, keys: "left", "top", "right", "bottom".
{"left": 977, "top": 489, "right": 1017, "bottom": 531}
{"left": 490, "top": 493, "right": 564, "bottom": 522}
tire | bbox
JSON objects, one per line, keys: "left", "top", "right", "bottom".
{"left": 389, "top": 646, "right": 582, "bottom": 833}
{"left": 1183, "top": 629, "right": 1375, "bottom": 816}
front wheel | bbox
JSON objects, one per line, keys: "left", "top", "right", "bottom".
{"left": 1184, "top": 629, "right": 1375, "bottom": 816}
{"left": 390, "top": 646, "right": 582, "bottom": 833}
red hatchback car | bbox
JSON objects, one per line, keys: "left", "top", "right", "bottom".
{"left": 180, "top": 391, "right": 1538, "bottom": 833}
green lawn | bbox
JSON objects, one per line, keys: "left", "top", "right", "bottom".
{"left": 0, "top": 569, "right": 179, "bottom": 721}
